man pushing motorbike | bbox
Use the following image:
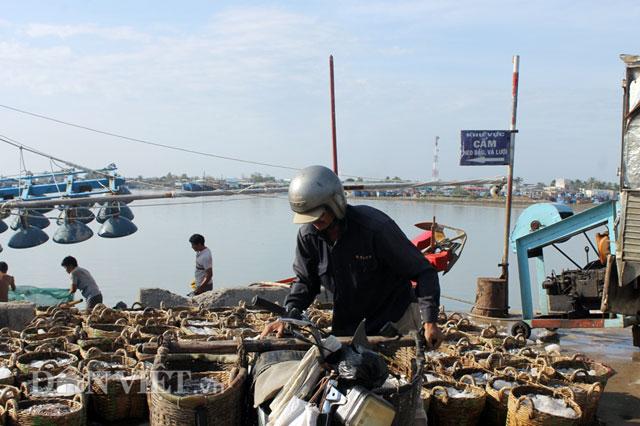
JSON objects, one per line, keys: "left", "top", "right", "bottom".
{"left": 260, "top": 165, "right": 443, "bottom": 349}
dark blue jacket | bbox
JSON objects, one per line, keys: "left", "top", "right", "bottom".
{"left": 285, "top": 205, "right": 440, "bottom": 336}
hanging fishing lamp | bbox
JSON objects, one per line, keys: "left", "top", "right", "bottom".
{"left": 53, "top": 210, "right": 94, "bottom": 244}
{"left": 96, "top": 203, "right": 134, "bottom": 224}
{"left": 53, "top": 221, "right": 93, "bottom": 244}
{"left": 56, "top": 207, "right": 95, "bottom": 225}
{"left": 8, "top": 216, "right": 49, "bottom": 249}
{"left": 10, "top": 210, "right": 50, "bottom": 230}
{"left": 98, "top": 216, "right": 138, "bottom": 238}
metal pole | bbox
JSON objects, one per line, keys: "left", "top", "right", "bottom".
{"left": 330, "top": 55, "right": 339, "bottom": 175}
{"left": 501, "top": 55, "right": 520, "bottom": 286}
{"left": 620, "top": 75, "right": 629, "bottom": 190}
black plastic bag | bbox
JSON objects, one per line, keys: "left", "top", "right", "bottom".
{"left": 336, "top": 344, "right": 389, "bottom": 389}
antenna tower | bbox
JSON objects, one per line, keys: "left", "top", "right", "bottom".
{"left": 432, "top": 136, "right": 440, "bottom": 181}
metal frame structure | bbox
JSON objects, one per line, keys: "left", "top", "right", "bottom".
{"left": 515, "top": 200, "right": 637, "bottom": 330}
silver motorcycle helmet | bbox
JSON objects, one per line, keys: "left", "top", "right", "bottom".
{"left": 288, "top": 165, "right": 347, "bottom": 224}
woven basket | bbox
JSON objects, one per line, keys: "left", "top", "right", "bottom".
{"left": 538, "top": 378, "right": 603, "bottom": 426}
{"left": 128, "top": 308, "right": 170, "bottom": 326}
{"left": 85, "top": 360, "right": 147, "bottom": 421}
{"left": 83, "top": 322, "right": 127, "bottom": 339}
{"left": 428, "top": 355, "right": 466, "bottom": 375}
{"left": 77, "top": 337, "right": 128, "bottom": 359}
{"left": 374, "top": 345, "right": 423, "bottom": 426}
{"left": 453, "top": 367, "right": 495, "bottom": 388}
{"left": 149, "top": 369, "right": 246, "bottom": 426}
{"left": 484, "top": 375, "right": 526, "bottom": 426}
{"left": 23, "top": 340, "right": 80, "bottom": 358}
{"left": 20, "top": 326, "right": 77, "bottom": 344}
{"left": 137, "top": 324, "right": 180, "bottom": 340}
{"left": 465, "top": 351, "right": 509, "bottom": 370}
{"left": 77, "top": 348, "right": 137, "bottom": 371}
{"left": 149, "top": 352, "right": 244, "bottom": 426}
{"left": 2, "top": 395, "right": 85, "bottom": 426}
{"left": 506, "top": 384, "right": 582, "bottom": 426}
{"left": 424, "top": 380, "right": 487, "bottom": 426}
{"left": 551, "top": 359, "right": 613, "bottom": 387}
{"left": 15, "top": 351, "right": 78, "bottom": 376}
{"left": 21, "top": 372, "right": 86, "bottom": 401}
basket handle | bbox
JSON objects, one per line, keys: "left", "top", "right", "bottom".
{"left": 533, "top": 357, "right": 549, "bottom": 368}
{"left": 72, "top": 393, "right": 83, "bottom": 404}
{"left": 555, "top": 386, "right": 575, "bottom": 401}
{"left": 502, "top": 335, "right": 516, "bottom": 348}
{"left": 480, "top": 325, "right": 498, "bottom": 338}
{"left": 456, "top": 317, "right": 470, "bottom": 328}
{"left": 85, "top": 346, "right": 103, "bottom": 359}
{"left": 430, "top": 385, "right": 450, "bottom": 404}
{"left": 38, "top": 360, "right": 60, "bottom": 371}
{"left": 451, "top": 361, "right": 463, "bottom": 372}
{"left": 4, "top": 398, "right": 18, "bottom": 414}
{"left": 517, "top": 347, "right": 537, "bottom": 358}
{"left": 514, "top": 395, "right": 536, "bottom": 420}
{"left": 458, "top": 374, "right": 477, "bottom": 386}
{"left": 486, "top": 352, "right": 504, "bottom": 368}
{"left": 0, "top": 387, "right": 18, "bottom": 404}
{"left": 114, "top": 348, "right": 129, "bottom": 360}
{"left": 570, "top": 353, "right": 586, "bottom": 362}
{"left": 115, "top": 318, "right": 128, "bottom": 326}
{"left": 515, "top": 333, "right": 527, "bottom": 345}
{"left": 456, "top": 336, "right": 470, "bottom": 347}
{"left": 587, "top": 382, "right": 602, "bottom": 398}
{"left": 145, "top": 318, "right": 158, "bottom": 326}
{"left": 502, "top": 366, "right": 518, "bottom": 377}
{"left": 35, "top": 343, "right": 55, "bottom": 352}
{"left": 497, "top": 384, "right": 510, "bottom": 402}
{"left": 130, "top": 302, "right": 144, "bottom": 310}
{"left": 449, "top": 312, "right": 463, "bottom": 322}
{"left": 569, "top": 368, "right": 590, "bottom": 382}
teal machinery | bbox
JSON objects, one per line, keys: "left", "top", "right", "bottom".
{"left": 509, "top": 55, "right": 640, "bottom": 345}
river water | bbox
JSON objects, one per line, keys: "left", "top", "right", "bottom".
{"left": 0, "top": 196, "right": 596, "bottom": 312}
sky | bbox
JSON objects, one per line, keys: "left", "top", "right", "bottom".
{"left": 0, "top": 0, "right": 638, "bottom": 184}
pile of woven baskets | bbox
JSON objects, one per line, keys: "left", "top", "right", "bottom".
{"left": 418, "top": 312, "right": 614, "bottom": 426}
{"left": 0, "top": 301, "right": 278, "bottom": 425}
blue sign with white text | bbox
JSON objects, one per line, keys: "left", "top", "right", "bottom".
{"left": 460, "top": 130, "right": 512, "bottom": 166}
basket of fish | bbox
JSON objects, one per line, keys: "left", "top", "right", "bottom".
{"left": 15, "top": 350, "right": 78, "bottom": 376}
{"left": 84, "top": 359, "right": 147, "bottom": 422}
{"left": 538, "top": 377, "right": 603, "bottom": 425}
{"left": 550, "top": 359, "right": 613, "bottom": 387}
{"left": 424, "top": 379, "right": 487, "bottom": 426}
{"left": 1, "top": 395, "right": 85, "bottom": 426}
{"left": 149, "top": 351, "right": 246, "bottom": 426}
{"left": 506, "top": 384, "right": 582, "bottom": 426}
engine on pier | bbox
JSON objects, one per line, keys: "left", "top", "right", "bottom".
{"left": 542, "top": 261, "right": 606, "bottom": 315}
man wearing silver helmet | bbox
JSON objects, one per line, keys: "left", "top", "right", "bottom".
{"left": 261, "top": 165, "right": 443, "bottom": 349}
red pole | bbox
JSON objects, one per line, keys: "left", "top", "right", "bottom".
{"left": 330, "top": 55, "right": 338, "bottom": 175}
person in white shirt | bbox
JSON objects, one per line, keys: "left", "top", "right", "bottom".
{"left": 189, "top": 234, "right": 213, "bottom": 295}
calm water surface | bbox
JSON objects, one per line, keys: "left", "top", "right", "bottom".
{"left": 0, "top": 197, "right": 595, "bottom": 311}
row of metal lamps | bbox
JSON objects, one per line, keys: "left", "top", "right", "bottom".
{"left": 0, "top": 202, "right": 137, "bottom": 250}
